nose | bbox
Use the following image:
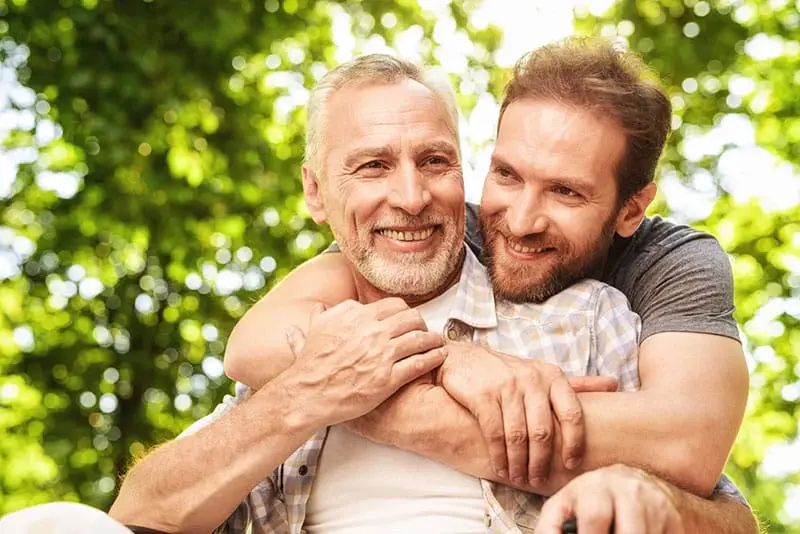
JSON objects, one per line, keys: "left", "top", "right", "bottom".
{"left": 507, "top": 188, "right": 549, "bottom": 237}
{"left": 387, "top": 163, "right": 432, "bottom": 216}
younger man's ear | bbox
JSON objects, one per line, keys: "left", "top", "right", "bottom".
{"left": 302, "top": 164, "right": 327, "bottom": 224}
{"left": 615, "top": 182, "right": 656, "bottom": 238}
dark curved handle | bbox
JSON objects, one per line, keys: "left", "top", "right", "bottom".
{"left": 125, "top": 526, "right": 168, "bottom": 534}
{"left": 561, "top": 517, "right": 578, "bottom": 534}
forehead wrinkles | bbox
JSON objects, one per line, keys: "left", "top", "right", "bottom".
{"left": 325, "top": 84, "right": 458, "bottom": 164}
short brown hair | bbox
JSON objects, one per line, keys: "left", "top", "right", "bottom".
{"left": 499, "top": 37, "right": 671, "bottom": 202}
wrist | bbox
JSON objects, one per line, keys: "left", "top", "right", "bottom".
{"left": 258, "top": 372, "right": 331, "bottom": 435}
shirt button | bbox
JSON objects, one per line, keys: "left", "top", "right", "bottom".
{"left": 298, "top": 465, "right": 308, "bottom": 476}
{"left": 484, "top": 514, "right": 492, "bottom": 527}
{"left": 447, "top": 327, "right": 458, "bottom": 340}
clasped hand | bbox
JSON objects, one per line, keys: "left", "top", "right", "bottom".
{"left": 436, "top": 343, "right": 617, "bottom": 488}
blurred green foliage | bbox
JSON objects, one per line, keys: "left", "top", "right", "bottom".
{"left": 0, "top": 0, "right": 797, "bottom": 532}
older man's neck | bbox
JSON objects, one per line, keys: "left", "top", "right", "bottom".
{"left": 352, "top": 252, "right": 465, "bottom": 307}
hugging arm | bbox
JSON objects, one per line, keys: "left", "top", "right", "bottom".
{"left": 224, "top": 252, "right": 358, "bottom": 389}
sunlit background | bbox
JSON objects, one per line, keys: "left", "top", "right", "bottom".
{"left": 1, "top": 0, "right": 799, "bottom": 531}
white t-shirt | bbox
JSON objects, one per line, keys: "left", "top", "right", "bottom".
{"left": 304, "top": 283, "right": 484, "bottom": 533}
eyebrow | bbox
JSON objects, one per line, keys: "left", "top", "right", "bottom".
{"left": 413, "top": 140, "right": 459, "bottom": 159}
{"left": 342, "top": 146, "right": 400, "bottom": 169}
{"left": 343, "top": 140, "right": 459, "bottom": 169}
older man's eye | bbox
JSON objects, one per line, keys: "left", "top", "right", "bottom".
{"left": 362, "top": 161, "right": 386, "bottom": 170}
{"left": 424, "top": 156, "right": 448, "bottom": 166}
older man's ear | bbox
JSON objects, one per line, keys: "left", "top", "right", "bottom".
{"left": 302, "top": 164, "right": 328, "bottom": 224}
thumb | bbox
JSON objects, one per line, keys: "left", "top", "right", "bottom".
{"left": 285, "top": 324, "right": 307, "bottom": 356}
{"left": 567, "top": 376, "right": 618, "bottom": 393}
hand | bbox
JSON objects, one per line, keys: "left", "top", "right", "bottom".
{"left": 281, "top": 298, "right": 446, "bottom": 426}
{"left": 536, "top": 464, "right": 684, "bottom": 534}
{"left": 437, "top": 343, "right": 617, "bottom": 487}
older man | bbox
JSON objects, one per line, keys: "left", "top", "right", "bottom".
{"left": 105, "top": 45, "right": 755, "bottom": 534}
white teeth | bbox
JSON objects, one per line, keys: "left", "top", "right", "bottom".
{"left": 377, "top": 228, "right": 435, "bottom": 241}
{"left": 508, "top": 241, "right": 550, "bottom": 254}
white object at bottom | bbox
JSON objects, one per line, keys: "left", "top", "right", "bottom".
{"left": 0, "top": 502, "right": 132, "bottom": 534}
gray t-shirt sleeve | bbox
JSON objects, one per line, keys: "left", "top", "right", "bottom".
{"left": 711, "top": 473, "right": 749, "bottom": 507}
{"left": 627, "top": 238, "right": 739, "bottom": 342}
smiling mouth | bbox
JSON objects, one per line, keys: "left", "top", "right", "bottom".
{"left": 376, "top": 227, "right": 437, "bottom": 242}
{"left": 506, "top": 239, "right": 555, "bottom": 255}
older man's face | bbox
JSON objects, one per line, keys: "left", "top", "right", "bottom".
{"left": 480, "top": 98, "right": 626, "bottom": 303}
{"left": 310, "top": 79, "right": 465, "bottom": 298}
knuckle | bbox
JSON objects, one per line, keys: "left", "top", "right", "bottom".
{"left": 560, "top": 407, "right": 583, "bottom": 426}
{"left": 506, "top": 430, "right": 527, "bottom": 445}
{"left": 582, "top": 502, "right": 611, "bottom": 523}
{"left": 529, "top": 426, "right": 552, "bottom": 443}
{"left": 411, "top": 330, "right": 426, "bottom": 345}
{"left": 387, "top": 297, "right": 407, "bottom": 309}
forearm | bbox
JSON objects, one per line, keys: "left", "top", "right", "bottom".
{"left": 224, "top": 302, "right": 313, "bottom": 389}
{"left": 350, "top": 383, "right": 489, "bottom": 474}
{"left": 348, "top": 381, "right": 527, "bottom": 489}
{"left": 563, "top": 390, "right": 726, "bottom": 496}
{"left": 110, "top": 381, "right": 317, "bottom": 533}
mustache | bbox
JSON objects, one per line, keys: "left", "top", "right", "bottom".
{"left": 480, "top": 214, "right": 562, "bottom": 249}
{"left": 370, "top": 212, "right": 445, "bottom": 231}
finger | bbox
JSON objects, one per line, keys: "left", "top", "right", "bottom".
{"left": 536, "top": 489, "right": 577, "bottom": 534}
{"left": 500, "top": 388, "right": 528, "bottom": 486}
{"left": 389, "top": 347, "right": 447, "bottom": 390}
{"left": 575, "top": 488, "right": 614, "bottom": 534}
{"left": 567, "top": 375, "right": 618, "bottom": 393}
{"left": 612, "top": 494, "right": 647, "bottom": 534}
{"left": 550, "top": 375, "right": 585, "bottom": 470}
{"left": 523, "top": 389, "right": 554, "bottom": 485}
{"left": 663, "top": 506, "right": 684, "bottom": 534}
{"left": 391, "top": 330, "right": 444, "bottom": 361}
{"left": 368, "top": 297, "right": 409, "bottom": 320}
{"left": 474, "top": 399, "right": 509, "bottom": 480}
{"left": 285, "top": 325, "right": 307, "bottom": 356}
{"left": 381, "top": 307, "right": 429, "bottom": 338}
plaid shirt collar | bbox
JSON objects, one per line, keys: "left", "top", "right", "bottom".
{"left": 447, "top": 246, "right": 499, "bottom": 330}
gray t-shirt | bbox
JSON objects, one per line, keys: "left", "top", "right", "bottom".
{"left": 463, "top": 203, "right": 740, "bottom": 343}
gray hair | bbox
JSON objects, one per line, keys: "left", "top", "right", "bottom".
{"left": 305, "top": 54, "right": 460, "bottom": 173}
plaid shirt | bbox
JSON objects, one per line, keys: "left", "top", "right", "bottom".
{"left": 187, "top": 247, "right": 744, "bottom": 533}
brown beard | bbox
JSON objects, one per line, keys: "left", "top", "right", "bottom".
{"left": 478, "top": 209, "right": 617, "bottom": 303}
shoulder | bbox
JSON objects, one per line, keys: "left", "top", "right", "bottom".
{"left": 609, "top": 216, "right": 725, "bottom": 281}
{"left": 606, "top": 216, "right": 732, "bottom": 303}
